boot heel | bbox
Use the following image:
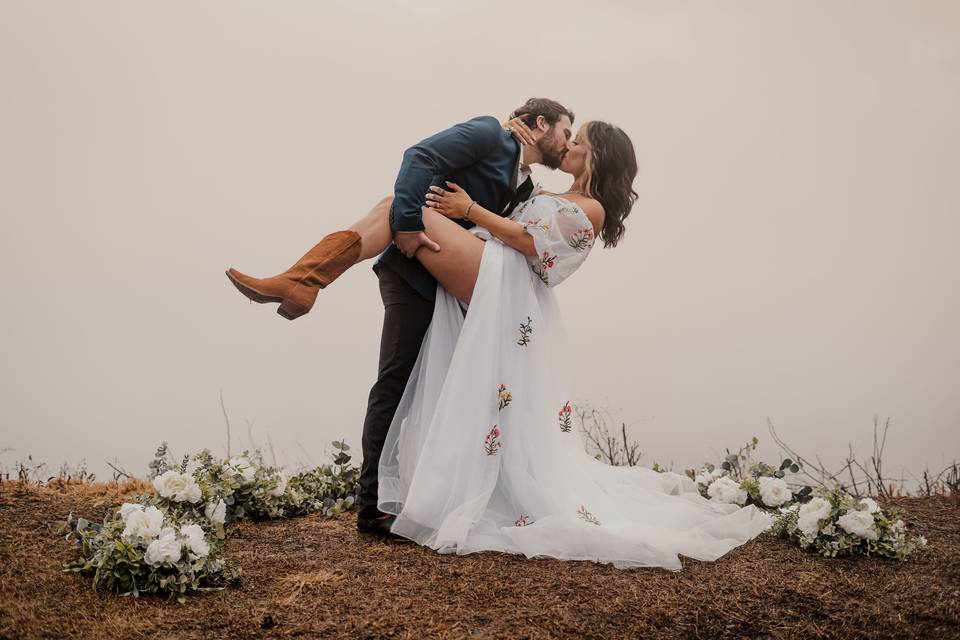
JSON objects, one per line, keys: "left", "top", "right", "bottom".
{"left": 277, "top": 298, "right": 308, "bottom": 321}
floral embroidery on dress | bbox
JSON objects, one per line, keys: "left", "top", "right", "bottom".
{"left": 577, "top": 505, "right": 601, "bottom": 526}
{"left": 532, "top": 263, "right": 549, "bottom": 285}
{"left": 517, "top": 316, "right": 533, "bottom": 346}
{"left": 540, "top": 250, "right": 557, "bottom": 270}
{"left": 558, "top": 401, "right": 573, "bottom": 433}
{"left": 484, "top": 425, "right": 502, "bottom": 455}
{"left": 531, "top": 250, "right": 558, "bottom": 285}
{"left": 522, "top": 218, "right": 551, "bottom": 234}
{"left": 514, "top": 195, "right": 594, "bottom": 289}
{"left": 515, "top": 514, "right": 530, "bottom": 527}
{"left": 567, "top": 227, "right": 594, "bottom": 252}
{"left": 498, "top": 384, "right": 512, "bottom": 410}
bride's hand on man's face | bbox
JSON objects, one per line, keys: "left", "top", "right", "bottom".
{"left": 425, "top": 182, "right": 474, "bottom": 219}
{"left": 502, "top": 117, "right": 536, "bottom": 146}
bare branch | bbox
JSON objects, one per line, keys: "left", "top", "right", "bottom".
{"left": 220, "top": 389, "right": 232, "bottom": 458}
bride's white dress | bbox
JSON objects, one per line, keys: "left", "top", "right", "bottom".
{"left": 378, "top": 194, "right": 772, "bottom": 570}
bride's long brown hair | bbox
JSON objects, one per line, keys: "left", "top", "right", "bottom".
{"left": 580, "top": 122, "right": 638, "bottom": 248}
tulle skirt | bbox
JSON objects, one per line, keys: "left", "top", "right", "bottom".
{"left": 378, "top": 237, "right": 772, "bottom": 570}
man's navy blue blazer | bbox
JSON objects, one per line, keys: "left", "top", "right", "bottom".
{"left": 373, "top": 115, "right": 524, "bottom": 302}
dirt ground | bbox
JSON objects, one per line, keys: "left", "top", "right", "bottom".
{"left": 1, "top": 481, "right": 957, "bottom": 640}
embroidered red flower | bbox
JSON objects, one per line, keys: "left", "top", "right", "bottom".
{"left": 558, "top": 401, "right": 573, "bottom": 433}
{"left": 568, "top": 227, "right": 594, "bottom": 251}
{"left": 484, "top": 425, "right": 502, "bottom": 455}
{"left": 540, "top": 250, "right": 557, "bottom": 270}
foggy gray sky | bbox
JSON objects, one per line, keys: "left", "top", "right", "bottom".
{"left": 1, "top": 1, "right": 958, "bottom": 482}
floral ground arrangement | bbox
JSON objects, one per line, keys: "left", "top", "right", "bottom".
{"left": 0, "top": 482, "right": 957, "bottom": 638}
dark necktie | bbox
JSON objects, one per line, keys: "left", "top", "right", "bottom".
{"left": 505, "top": 176, "right": 534, "bottom": 215}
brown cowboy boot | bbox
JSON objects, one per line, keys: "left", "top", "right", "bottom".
{"left": 225, "top": 230, "right": 362, "bottom": 321}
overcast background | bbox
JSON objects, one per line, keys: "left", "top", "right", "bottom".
{"left": 2, "top": 1, "right": 957, "bottom": 484}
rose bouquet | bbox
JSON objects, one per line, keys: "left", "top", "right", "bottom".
{"left": 686, "top": 437, "right": 813, "bottom": 511}
{"left": 62, "top": 502, "right": 239, "bottom": 602}
{"left": 771, "top": 490, "right": 926, "bottom": 559}
{"left": 61, "top": 439, "right": 361, "bottom": 600}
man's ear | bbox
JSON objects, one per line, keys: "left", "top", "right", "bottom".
{"left": 535, "top": 115, "right": 549, "bottom": 132}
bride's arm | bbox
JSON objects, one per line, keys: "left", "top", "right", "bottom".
{"left": 425, "top": 182, "right": 537, "bottom": 257}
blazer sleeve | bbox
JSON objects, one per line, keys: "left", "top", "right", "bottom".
{"left": 390, "top": 116, "right": 504, "bottom": 233}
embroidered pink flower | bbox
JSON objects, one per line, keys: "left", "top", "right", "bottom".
{"left": 515, "top": 514, "right": 530, "bottom": 527}
{"left": 540, "top": 250, "right": 557, "bottom": 270}
{"left": 484, "top": 425, "right": 502, "bottom": 455}
{"left": 568, "top": 227, "right": 594, "bottom": 251}
{"left": 558, "top": 401, "right": 573, "bottom": 433}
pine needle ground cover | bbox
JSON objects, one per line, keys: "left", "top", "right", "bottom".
{"left": 1, "top": 482, "right": 957, "bottom": 639}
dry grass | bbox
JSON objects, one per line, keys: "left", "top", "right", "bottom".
{"left": 0, "top": 481, "right": 957, "bottom": 639}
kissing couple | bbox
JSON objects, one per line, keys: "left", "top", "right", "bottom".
{"left": 226, "top": 97, "right": 772, "bottom": 570}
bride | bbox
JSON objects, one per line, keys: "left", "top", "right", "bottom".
{"left": 227, "top": 118, "right": 773, "bottom": 570}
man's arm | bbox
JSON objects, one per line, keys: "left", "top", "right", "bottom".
{"left": 390, "top": 115, "right": 504, "bottom": 233}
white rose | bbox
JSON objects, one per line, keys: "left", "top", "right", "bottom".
{"left": 837, "top": 510, "right": 879, "bottom": 540}
{"left": 179, "top": 523, "right": 210, "bottom": 559}
{"left": 268, "top": 470, "right": 288, "bottom": 498}
{"left": 204, "top": 498, "right": 226, "bottom": 526}
{"left": 859, "top": 497, "right": 880, "bottom": 514}
{"left": 696, "top": 468, "right": 726, "bottom": 485}
{"left": 797, "top": 497, "right": 832, "bottom": 535}
{"left": 758, "top": 477, "right": 791, "bottom": 507}
{"left": 224, "top": 456, "right": 257, "bottom": 483}
{"left": 153, "top": 470, "right": 202, "bottom": 504}
{"left": 119, "top": 502, "right": 144, "bottom": 522}
{"left": 122, "top": 505, "right": 165, "bottom": 541}
{"left": 707, "top": 476, "right": 747, "bottom": 505}
{"left": 144, "top": 527, "right": 183, "bottom": 566}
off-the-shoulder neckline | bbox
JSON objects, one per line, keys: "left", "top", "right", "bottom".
{"left": 531, "top": 193, "right": 586, "bottom": 214}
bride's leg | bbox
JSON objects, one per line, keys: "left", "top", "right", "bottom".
{"left": 348, "top": 196, "right": 394, "bottom": 262}
{"left": 415, "top": 207, "right": 487, "bottom": 305}
{"left": 226, "top": 195, "right": 394, "bottom": 320}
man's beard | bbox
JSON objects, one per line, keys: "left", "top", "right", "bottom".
{"left": 537, "top": 129, "right": 566, "bottom": 169}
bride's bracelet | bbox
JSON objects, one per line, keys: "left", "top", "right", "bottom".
{"left": 464, "top": 200, "right": 477, "bottom": 221}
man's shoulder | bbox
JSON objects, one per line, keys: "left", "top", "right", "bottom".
{"left": 452, "top": 115, "right": 505, "bottom": 140}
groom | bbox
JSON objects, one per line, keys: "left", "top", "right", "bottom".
{"left": 357, "top": 98, "right": 575, "bottom": 539}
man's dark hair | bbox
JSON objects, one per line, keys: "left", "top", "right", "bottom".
{"left": 509, "top": 98, "right": 575, "bottom": 129}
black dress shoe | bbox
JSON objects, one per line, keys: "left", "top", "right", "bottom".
{"left": 356, "top": 513, "right": 412, "bottom": 543}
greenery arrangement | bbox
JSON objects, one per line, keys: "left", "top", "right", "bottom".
{"left": 60, "top": 440, "right": 360, "bottom": 602}
{"left": 771, "top": 489, "right": 927, "bottom": 560}
{"left": 685, "top": 436, "right": 926, "bottom": 560}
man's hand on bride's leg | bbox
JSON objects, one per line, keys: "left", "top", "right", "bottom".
{"left": 394, "top": 229, "right": 441, "bottom": 258}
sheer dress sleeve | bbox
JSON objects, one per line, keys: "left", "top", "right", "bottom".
{"left": 510, "top": 196, "right": 597, "bottom": 288}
